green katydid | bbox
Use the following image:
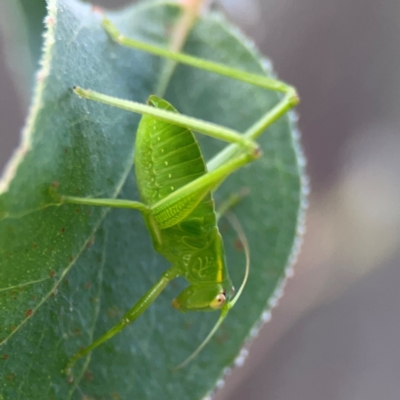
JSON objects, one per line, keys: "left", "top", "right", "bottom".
{"left": 60, "top": 17, "right": 299, "bottom": 374}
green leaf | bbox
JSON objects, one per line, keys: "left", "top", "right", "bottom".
{"left": 0, "top": 0, "right": 307, "bottom": 399}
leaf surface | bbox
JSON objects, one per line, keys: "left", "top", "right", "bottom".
{"left": 0, "top": 1, "right": 307, "bottom": 399}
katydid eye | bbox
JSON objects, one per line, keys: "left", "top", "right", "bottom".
{"left": 210, "top": 293, "right": 226, "bottom": 309}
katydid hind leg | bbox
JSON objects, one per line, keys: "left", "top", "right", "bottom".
{"left": 101, "top": 18, "right": 298, "bottom": 96}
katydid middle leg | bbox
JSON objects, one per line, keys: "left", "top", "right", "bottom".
{"left": 61, "top": 196, "right": 149, "bottom": 212}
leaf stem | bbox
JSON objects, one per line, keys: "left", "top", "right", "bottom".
{"left": 156, "top": 0, "right": 207, "bottom": 96}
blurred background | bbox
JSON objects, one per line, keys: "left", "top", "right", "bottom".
{"left": 1, "top": 0, "right": 399, "bottom": 399}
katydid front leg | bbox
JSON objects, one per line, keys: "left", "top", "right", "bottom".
{"left": 64, "top": 266, "right": 179, "bottom": 375}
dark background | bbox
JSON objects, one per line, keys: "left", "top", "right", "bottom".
{"left": 1, "top": 0, "right": 400, "bottom": 399}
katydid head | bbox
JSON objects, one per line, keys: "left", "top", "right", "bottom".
{"left": 172, "top": 280, "right": 234, "bottom": 312}
{"left": 175, "top": 213, "right": 251, "bottom": 369}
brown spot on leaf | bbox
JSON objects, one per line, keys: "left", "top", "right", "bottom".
{"left": 183, "top": 321, "right": 193, "bottom": 330}
{"left": 25, "top": 309, "right": 33, "bottom": 317}
{"left": 215, "top": 331, "right": 229, "bottom": 344}
{"left": 107, "top": 306, "right": 121, "bottom": 319}
{"left": 84, "top": 370, "right": 94, "bottom": 381}
{"left": 51, "top": 286, "right": 59, "bottom": 297}
{"left": 234, "top": 238, "right": 244, "bottom": 251}
{"left": 219, "top": 221, "right": 230, "bottom": 233}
